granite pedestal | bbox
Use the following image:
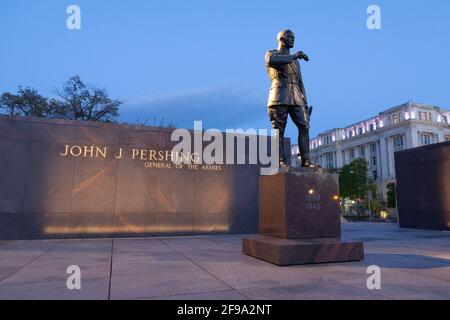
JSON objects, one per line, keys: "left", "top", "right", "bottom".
{"left": 243, "top": 168, "right": 364, "bottom": 266}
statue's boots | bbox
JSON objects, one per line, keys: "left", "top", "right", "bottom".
{"left": 299, "top": 134, "right": 312, "bottom": 168}
{"left": 279, "top": 135, "right": 287, "bottom": 167}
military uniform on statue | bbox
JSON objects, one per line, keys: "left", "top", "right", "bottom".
{"left": 265, "top": 29, "right": 314, "bottom": 168}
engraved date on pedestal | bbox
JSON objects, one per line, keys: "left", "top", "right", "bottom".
{"left": 306, "top": 194, "right": 321, "bottom": 211}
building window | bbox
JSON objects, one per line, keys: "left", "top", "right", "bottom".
{"left": 371, "top": 156, "right": 377, "bottom": 167}
{"left": 373, "top": 170, "right": 378, "bottom": 180}
{"left": 388, "top": 112, "right": 404, "bottom": 126}
{"left": 420, "top": 132, "right": 434, "bottom": 145}
{"left": 359, "top": 127, "right": 364, "bottom": 135}
{"left": 359, "top": 146, "right": 365, "bottom": 158}
{"left": 419, "top": 111, "right": 432, "bottom": 122}
{"left": 370, "top": 143, "right": 377, "bottom": 154}
{"left": 349, "top": 149, "right": 355, "bottom": 161}
{"left": 391, "top": 114, "right": 398, "bottom": 125}
{"left": 326, "top": 153, "right": 334, "bottom": 169}
{"left": 393, "top": 135, "right": 404, "bottom": 151}
{"left": 369, "top": 124, "right": 375, "bottom": 131}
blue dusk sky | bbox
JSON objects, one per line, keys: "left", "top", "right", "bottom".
{"left": 1, "top": 0, "right": 449, "bottom": 138}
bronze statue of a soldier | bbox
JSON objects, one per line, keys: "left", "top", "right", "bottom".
{"left": 265, "top": 29, "right": 314, "bottom": 168}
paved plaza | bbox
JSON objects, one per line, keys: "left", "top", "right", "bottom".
{"left": 0, "top": 223, "right": 449, "bottom": 300}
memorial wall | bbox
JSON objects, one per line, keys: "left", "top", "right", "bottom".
{"left": 0, "top": 115, "right": 288, "bottom": 240}
{"left": 395, "top": 141, "right": 450, "bottom": 231}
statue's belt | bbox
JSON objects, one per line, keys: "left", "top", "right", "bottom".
{"left": 270, "top": 79, "right": 301, "bottom": 85}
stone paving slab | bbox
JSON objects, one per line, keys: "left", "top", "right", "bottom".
{"left": 236, "top": 280, "right": 390, "bottom": 300}
{"left": 148, "top": 290, "right": 247, "bottom": 300}
{"left": 0, "top": 277, "right": 110, "bottom": 300}
{"left": 0, "top": 223, "right": 449, "bottom": 300}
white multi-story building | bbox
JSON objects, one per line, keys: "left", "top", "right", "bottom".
{"left": 292, "top": 102, "right": 450, "bottom": 200}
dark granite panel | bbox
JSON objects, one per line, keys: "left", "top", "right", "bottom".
{"left": 0, "top": 115, "right": 271, "bottom": 239}
{"left": 0, "top": 139, "right": 27, "bottom": 214}
{"left": 229, "top": 211, "right": 259, "bottom": 234}
{"left": 193, "top": 166, "right": 232, "bottom": 232}
{"left": 0, "top": 118, "right": 31, "bottom": 140}
{"left": 23, "top": 141, "right": 75, "bottom": 214}
{"left": 67, "top": 212, "right": 159, "bottom": 238}
{"left": 30, "top": 122, "right": 79, "bottom": 143}
{"left": 115, "top": 159, "right": 159, "bottom": 214}
{"left": 259, "top": 173, "right": 286, "bottom": 238}
{"left": 156, "top": 212, "right": 195, "bottom": 235}
{"left": 21, "top": 212, "right": 163, "bottom": 239}
{"left": 395, "top": 141, "right": 450, "bottom": 231}
{"left": 77, "top": 125, "right": 120, "bottom": 145}
{"left": 158, "top": 168, "right": 195, "bottom": 214}
{"left": 119, "top": 129, "right": 160, "bottom": 146}
{"left": 71, "top": 157, "right": 118, "bottom": 214}
{"left": 228, "top": 165, "right": 260, "bottom": 213}
{"left": 228, "top": 165, "right": 260, "bottom": 234}
{"left": 0, "top": 213, "right": 21, "bottom": 240}
{"left": 21, "top": 213, "right": 70, "bottom": 239}
{"left": 158, "top": 131, "right": 179, "bottom": 150}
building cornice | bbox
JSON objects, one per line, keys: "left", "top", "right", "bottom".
{"left": 310, "top": 119, "right": 450, "bottom": 152}
{"left": 311, "top": 102, "right": 450, "bottom": 142}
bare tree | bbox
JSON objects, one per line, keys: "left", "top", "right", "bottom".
{"left": 0, "top": 76, "right": 122, "bottom": 123}
{"left": 54, "top": 75, "right": 121, "bottom": 122}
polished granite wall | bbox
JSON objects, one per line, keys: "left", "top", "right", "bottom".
{"left": 395, "top": 141, "right": 450, "bottom": 231}
{"left": 0, "top": 115, "right": 287, "bottom": 239}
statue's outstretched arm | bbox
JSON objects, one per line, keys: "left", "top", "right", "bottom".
{"left": 265, "top": 51, "right": 295, "bottom": 66}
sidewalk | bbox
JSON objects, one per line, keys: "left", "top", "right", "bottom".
{"left": 0, "top": 223, "right": 449, "bottom": 300}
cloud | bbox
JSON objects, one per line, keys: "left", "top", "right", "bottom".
{"left": 119, "top": 87, "right": 271, "bottom": 131}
